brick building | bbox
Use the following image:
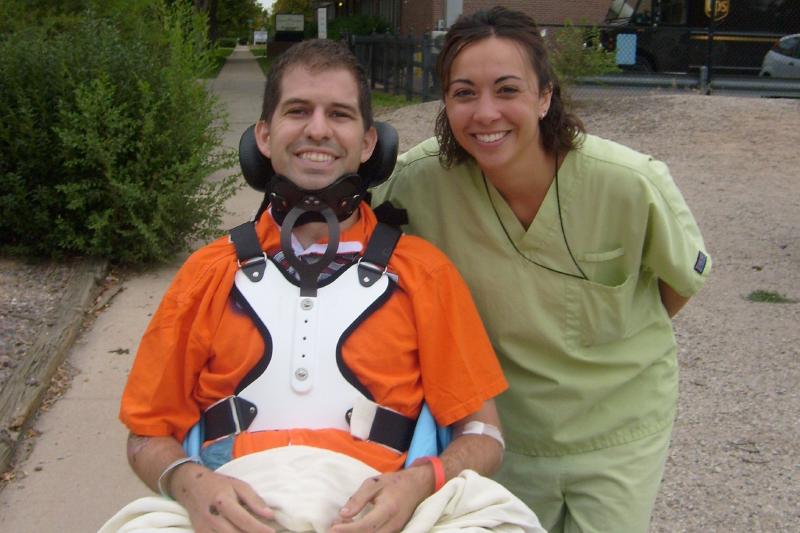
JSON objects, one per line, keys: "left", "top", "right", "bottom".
{"left": 327, "top": 1, "right": 613, "bottom": 36}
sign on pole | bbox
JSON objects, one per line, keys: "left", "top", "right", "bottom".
{"left": 253, "top": 30, "right": 268, "bottom": 45}
{"left": 317, "top": 8, "right": 328, "bottom": 39}
{"left": 275, "top": 13, "right": 304, "bottom": 42}
{"left": 275, "top": 14, "right": 304, "bottom": 32}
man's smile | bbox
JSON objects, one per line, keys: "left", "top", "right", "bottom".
{"left": 297, "top": 151, "right": 336, "bottom": 163}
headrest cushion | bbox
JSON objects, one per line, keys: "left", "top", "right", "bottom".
{"left": 238, "top": 121, "right": 399, "bottom": 193}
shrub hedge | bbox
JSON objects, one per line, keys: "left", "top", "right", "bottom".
{"left": 550, "top": 22, "right": 619, "bottom": 89}
{"left": 0, "top": 3, "right": 238, "bottom": 264}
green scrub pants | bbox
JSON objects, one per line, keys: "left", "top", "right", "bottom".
{"left": 494, "top": 425, "right": 672, "bottom": 533}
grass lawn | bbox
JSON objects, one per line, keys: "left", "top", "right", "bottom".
{"left": 372, "top": 91, "right": 421, "bottom": 113}
{"left": 249, "top": 46, "right": 273, "bottom": 76}
{"left": 745, "top": 290, "right": 797, "bottom": 304}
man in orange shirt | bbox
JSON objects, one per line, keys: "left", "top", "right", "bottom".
{"left": 120, "top": 39, "right": 508, "bottom": 533}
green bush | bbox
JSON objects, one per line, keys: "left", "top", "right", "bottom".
{"left": 328, "top": 14, "right": 392, "bottom": 41}
{"left": 0, "top": 3, "right": 238, "bottom": 264}
{"left": 549, "top": 22, "right": 619, "bottom": 89}
{"left": 217, "top": 36, "right": 239, "bottom": 48}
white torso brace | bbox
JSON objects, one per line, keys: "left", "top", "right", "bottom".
{"left": 233, "top": 258, "right": 394, "bottom": 433}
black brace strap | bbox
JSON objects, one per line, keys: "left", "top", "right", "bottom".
{"left": 358, "top": 223, "right": 401, "bottom": 287}
{"left": 230, "top": 223, "right": 267, "bottom": 282}
{"left": 368, "top": 407, "right": 416, "bottom": 452}
{"left": 372, "top": 201, "right": 409, "bottom": 227}
{"left": 203, "top": 396, "right": 416, "bottom": 452}
{"left": 202, "top": 396, "right": 259, "bottom": 441}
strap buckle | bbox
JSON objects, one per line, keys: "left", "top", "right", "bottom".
{"left": 237, "top": 252, "right": 268, "bottom": 269}
{"left": 348, "top": 396, "right": 416, "bottom": 453}
{"left": 202, "top": 395, "right": 258, "bottom": 441}
{"left": 356, "top": 257, "right": 388, "bottom": 275}
{"left": 207, "top": 396, "right": 243, "bottom": 435}
{"left": 356, "top": 257, "right": 388, "bottom": 287}
{"left": 237, "top": 252, "right": 268, "bottom": 282}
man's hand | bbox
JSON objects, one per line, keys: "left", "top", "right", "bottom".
{"left": 170, "top": 462, "right": 275, "bottom": 533}
{"left": 126, "top": 433, "right": 274, "bottom": 533}
{"left": 328, "top": 465, "right": 434, "bottom": 533}
{"left": 329, "top": 399, "right": 504, "bottom": 532}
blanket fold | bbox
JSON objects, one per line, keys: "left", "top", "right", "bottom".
{"left": 99, "top": 446, "right": 544, "bottom": 533}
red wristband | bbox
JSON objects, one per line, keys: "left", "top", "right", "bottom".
{"left": 411, "top": 455, "right": 445, "bottom": 492}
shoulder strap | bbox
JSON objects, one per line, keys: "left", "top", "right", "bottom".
{"left": 358, "top": 222, "right": 401, "bottom": 287}
{"left": 229, "top": 222, "right": 267, "bottom": 282}
{"left": 372, "top": 201, "right": 409, "bottom": 227}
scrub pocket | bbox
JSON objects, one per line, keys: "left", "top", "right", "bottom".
{"left": 565, "top": 247, "right": 635, "bottom": 347}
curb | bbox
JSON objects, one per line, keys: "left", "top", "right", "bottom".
{"left": 577, "top": 73, "right": 800, "bottom": 97}
{"left": 0, "top": 259, "right": 108, "bottom": 473}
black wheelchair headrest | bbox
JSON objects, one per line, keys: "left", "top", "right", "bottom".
{"left": 238, "top": 121, "right": 399, "bottom": 193}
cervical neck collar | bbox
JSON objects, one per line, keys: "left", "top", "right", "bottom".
{"left": 265, "top": 172, "right": 365, "bottom": 227}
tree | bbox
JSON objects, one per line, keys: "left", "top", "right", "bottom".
{"left": 194, "top": 0, "right": 262, "bottom": 42}
{"left": 269, "top": 0, "right": 312, "bottom": 15}
{"left": 217, "top": 0, "right": 262, "bottom": 40}
{"left": 1, "top": 0, "right": 161, "bottom": 34}
{"left": 194, "top": 0, "right": 219, "bottom": 41}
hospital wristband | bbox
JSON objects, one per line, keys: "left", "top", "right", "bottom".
{"left": 411, "top": 455, "right": 445, "bottom": 492}
{"left": 157, "top": 456, "right": 200, "bottom": 500}
{"left": 460, "top": 421, "right": 506, "bottom": 450}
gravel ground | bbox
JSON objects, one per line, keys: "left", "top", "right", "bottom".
{"left": 1, "top": 92, "right": 798, "bottom": 531}
{"left": 0, "top": 259, "right": 78, "bottom": 390}
{"left": 377, "top": 93, "right": 800, "bottom": 532}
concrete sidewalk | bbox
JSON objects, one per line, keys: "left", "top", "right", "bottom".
{"left": 0, "top": 46, "right": 266, "bottom": 532}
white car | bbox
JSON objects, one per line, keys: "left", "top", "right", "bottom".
{"left": 760, "top": 34, "right": 800, "bottom": 78}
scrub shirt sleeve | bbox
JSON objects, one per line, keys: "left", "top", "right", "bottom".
{"left": 641, "top": 158, "right": 712, "bottom": 297}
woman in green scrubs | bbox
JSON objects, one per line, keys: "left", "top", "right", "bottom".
{"left": 371, "top": 7, "right": 711, "bottom": 533}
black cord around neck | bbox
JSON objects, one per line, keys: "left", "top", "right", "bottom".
{"left": 481, "top": 154, "right": 588, "bottom": 281}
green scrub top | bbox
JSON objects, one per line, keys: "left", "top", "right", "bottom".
{"left": 371, "top": 134, "right": 711, "bottom": 456}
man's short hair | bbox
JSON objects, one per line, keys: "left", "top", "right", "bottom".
{"left": 260, "top": 39, "right": 373, "bottom": 130}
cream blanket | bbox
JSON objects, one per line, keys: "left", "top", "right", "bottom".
{"left": 99, "top": 446, "right": 544, "bottom": 533}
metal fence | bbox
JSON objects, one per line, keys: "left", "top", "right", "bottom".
{"left": 350, "top": 23, "right": 800, "bottom": 101}
{"left": 350, "top": 33, "right": 441, "bottom": 102}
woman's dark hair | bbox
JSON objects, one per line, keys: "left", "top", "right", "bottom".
{"left": 260, "top": 39, "right": 373, "bottom": 129}
{"left": 434, "top": 7, "right": 585, "bottom": 167}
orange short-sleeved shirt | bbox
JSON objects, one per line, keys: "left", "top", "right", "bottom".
{"left": 120, "top": 203, "right": 507, "bottom": 472}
